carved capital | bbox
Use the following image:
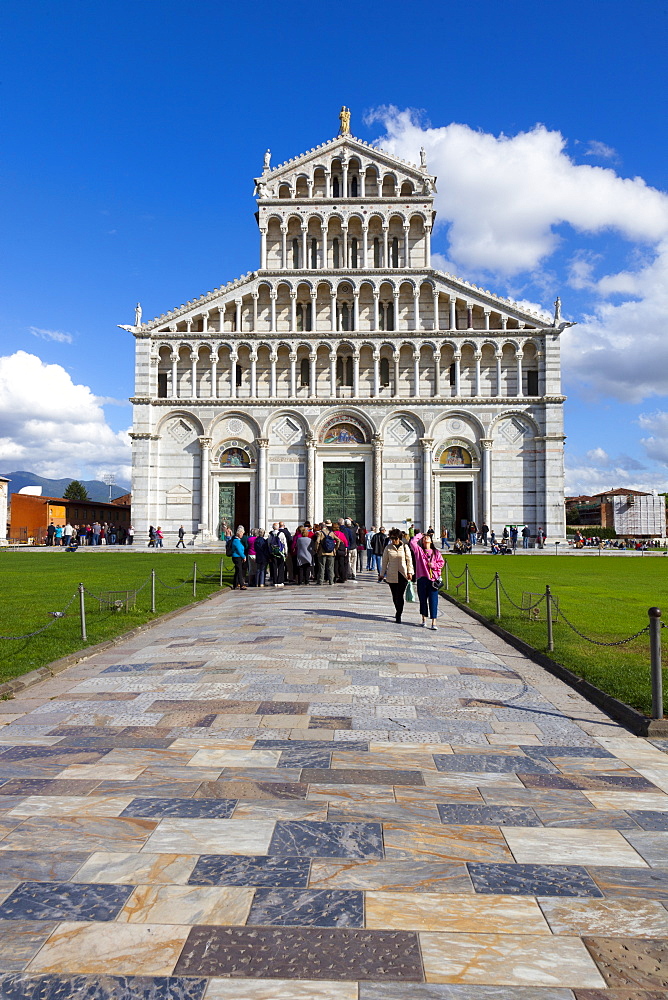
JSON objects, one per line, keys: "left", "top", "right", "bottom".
{"left": 198, "top": 436, "right": 212, "bottom": 450}
{"left": 256, "top": 437, "right": 269, "bottom": 448}
{"left": 480, "top": 438, "right": 493, "bottom": 450}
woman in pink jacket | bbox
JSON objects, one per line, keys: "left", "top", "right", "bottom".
{"left": 409, "top": 531, "right": 445, "bottom": 630}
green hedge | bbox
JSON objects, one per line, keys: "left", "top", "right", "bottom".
{"left": 566, "top": 526, "right": 617, "bottom": 539}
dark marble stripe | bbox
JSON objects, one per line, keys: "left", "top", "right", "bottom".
{"left": 52, "top": 738, "right": 176, "bottom": 750}
{"left": 257, "top": 701, "right": 309, "bottom": 715}
{"left": 587, "top": 865, "right": 668, "bottom": 899}
{"left": 0, "top": 974, "right": 207, "bottom": 999}
{"left": 269, "top": 821, "right": 384, "bottom": 859}
{"left": 523, "top": 745, "right": 614, "bottom": 758}
{"left": 188, "top": 855, "right": 311, "bottom": 887}
{"left": 248, "top": 888, "right": 364, "bottom": 927}
{"left": 174, "top": 926, "right": 424, "bottom": 981}
{"left": 628, "top": 810, "right": 668, "bottom": 831}
{"left": 360, "top": 987, "right": 575, "bottom": 999}
{"left": 0, "top": 747, "right": 106, "bottom": 765}
{"left": 0, "top": 920, "right": 59, "bottom": 970}
{"left": 437, "top": 804, "right": 541, "bottom": 827}
{"left": 434, "top": 753, "right": 556, "bottom": 774}
{"left": 101, "top": 664, "right": 153, "bottom": 674}
{"left": 468, "top": 863, "right": 603, "bottom": 897}
{"left": 120, "top": 797, "right": 236, "bottom": 818}
{"left": 0, "top": 881, "right": 133, "bottom": 921}
{"left": 0, "top": 779, "right": 100, "bottom": 796}
{"left": 278, "top": 750, "right": 332, "bottom": 769}
{"left": 302, "top": 768, "right": 424, "bottom": 786}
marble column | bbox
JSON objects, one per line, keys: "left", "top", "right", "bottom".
{"left": 353, "top": 351, "right": 360, "bottom": 397}
{"left": 372, "top": 433, "right": 383, "bottom": 528}
{"left": 393, "top": 353, "right": 400, "bottom": 398}
{"left": 324, "top": 169, "right": 331, "bottom": 198}
{"left": 393, "top": 289, "right": 400, "bottom": 331}
{"left": 198, "top": 437, "right": 212, "bottom": 536}
{"left": 403, "top": 225, "right": 410, "bottom": 268}
{"left": 250, "top": 349, "right": 257, "bottom": 399}
{"left": 420, "top": 438, "right": 434, "bottom": 530}
{"left": 270, "top": 290, "right": 277, "bottom": 332}
{"left": 467, "top": 303, "right": 473, "bottom": 329}
{"left": 235, "top": 300, "right": 242, "bottom": 333}
{"left": 321, "top": 223, "right": 328, "bottom": 268}
{"left": 449, "top": 297, "right": 457, "bottom": 330}
{"left": 480, "top": 438, "right": 493, "bottom": 527}
{"left": 306, "top": 434, "right": 316, "bottom": 525}
{"left": 413, "top": 288, "right": 420, "bottom": 331}
{"left": 342, "top": 225, "right": 348, "bottom": 269}
{"left": 210, "top": 351, "right": 218, "bottom": 399}
{"left": 270, "top": 352, "right": 277, "bottom": 397}
{"left": 290, "top": 291, "right": 297, "bottom": 331}
{"left": 310, "top": 290, "right": 318, "bottom": 332}
{"left": 329, "top": 349, "right": 337, "bottom": 398}
{"left": 301, "top": 227, "right": 308, "bottom": 270}
{"left": 413, "top": 351, "right": 421, "bottom": 398}
{"left": 330, "top": 289, "right": 337, "bottom": 331}
{"left": 433, "top": 288, "right": 440, "bottom": 331}
{"left": 190, "top": 352, "right": 198, "bottom": 399}
{"left": 433, "top": 349, "right": 441, "bottom": 397}
{"left": 516, "top": 351, "right": 524, "bottom": 396}
{"left": 474, "top": 352, "right": 481, "bottom": 397}
{"left": 424, "top": 225, "right": 431, "bottom": 266}
{"left": 496, "top": 352, "right": 503, "bottom": 396}
{"left": 257, "top": 437, "right": 268, "bottom": 529}
{"left": 373, "top": 290, "right": 380, "bottom": 331}
{"left": 289, "top": 352, "right": 297, "bottom": 396}
{"left": 309, "top": 352, "right": 317, "bottom": 398}
{"left": 251, "top": 294, "right": 258, "bottom": 333}
{"left": 281, "top": 227, "right": 288, "bottom": 268}
{"left": 353, "top": 291, "right": 359, "bottom": 331}
{"left": 171, "top": 352, "right": 179, "bottom": 399}
{"left": 454, "top": 354, "right": 461, "bottom": 396}
{"left": 229, "top": 352, "right": 237, "bottom": 399}
{"left": 362, "top": 226, "right": 368, "bottom": 268}
{"left": 383, "top": 227, "right": 389, "bottom": 269}
{"left": 201, "top": 313, "right": 208, "bottom": 333}
{"left": 260, "top": 229, "right": 267, "bottom": 269}
{"left": 373, "top": 352, "right": 380, "bottom": 397}
{"left": 484, "top": 309, "right": 490, "bottom": 331}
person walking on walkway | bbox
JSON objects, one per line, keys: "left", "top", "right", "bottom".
{"left": 380, "top": 528, "right": 413, "bottom": 624}
{"left": 148, "top": 525, "right": 155, "bottom": 547}
{"left": 366, "top": 526, "right": 376, "bottom": 570}
{"left": 522, "top": 524, "right": 531, "bottom": 549}
{"left": 410, "top": 531, "right": 445, "bottom": 630}
{"left": 254, "top": 528, "right": 269, "bottom": 586}
{"left": 372, "top": 526, "right": 389, "bottom": 579}
{"left": 176, "top": 525, "right": 186, "bottom": 548}
{"left": 295, "top": 527, "right": 314, "bottom": 585}
{"left": 230, "top": 527, "right": 247, "bottom": 590}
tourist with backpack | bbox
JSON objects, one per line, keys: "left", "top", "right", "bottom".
{"left": 268, "top": 523, "right": 288, "bottom": 587}
{"left": 230, "top": 527, "right": 247, "bottom": 590}
{"left": 315, "top": 522, "right": 338, "bottom": 585}
{"left": 254, "top": 528, "right": 269, "bottom": 586}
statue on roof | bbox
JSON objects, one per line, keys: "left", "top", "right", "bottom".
{"left": 420, "top": 147, "right": 427, "bottom": 168}
{"left": 339, "top": 106, "right": 351, "bottom": 135}
{"left": 553, "top": 296, "right": 562, "bottom": 325}
{"left": 263, "top": 149, "right": 271, "bottom": 171}
{"left": 135, "top": 302, "right": 142, "bottom": 328}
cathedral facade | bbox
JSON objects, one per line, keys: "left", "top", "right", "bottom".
{"left": 128, "top": 116, "right": 567, "bottom": 543}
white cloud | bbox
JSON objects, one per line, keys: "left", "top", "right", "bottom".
{"left": 369, "top": 107, "right": 668, "bottom": 404}
{"left": 585, "top": 140, "right": 618, "bottom": 161}
{"left": 0, "top": 352, "right": 131, "bottom": 481}
{"left": 639, "top": 411, "right": 668, "bottom": 467}
{"left": 565, "top": 455, "right": 665, "bottom": 497}
{"left": 29, "top": 326, "right": 74, "bottom": 344}
{"left": 371, "top": 107, "right": 668, "bottom": 275}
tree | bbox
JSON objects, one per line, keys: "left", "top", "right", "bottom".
{"left": 64, "top": 480, "right": 89, "bottom": 501}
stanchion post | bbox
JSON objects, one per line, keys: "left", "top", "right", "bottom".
{"left": 193, "top": 562, "right": 197, "bottom": 598}
{"left": 649, "top": 607, "right": 663, "bottom": 720}
{"left": 219, "top": 557, "right": 223, "bottom": 588}
{"left": 444, "top": 559, "right": 449, "bottom": 591}
{"left": 78, "top": 583, "right": 87, "bottom": 641}
{"left": 465, "top": 563, "right": 470, "bottom": 604}
{"left": 495, "top": 572, "right": 501, "bottom": 619}
{"left": 151, "top": 569, "right": 156, "bottom": 613}
{"left": 546, "top": 584, "right": 554, "bottom": 651}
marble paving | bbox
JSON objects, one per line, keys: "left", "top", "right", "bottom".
{"left": 0, "top": 573, "right": 666, "bottom": 998}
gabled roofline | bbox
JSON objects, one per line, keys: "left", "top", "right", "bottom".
{"left": 260, "top": 134, "right": 431, "bottom": 182}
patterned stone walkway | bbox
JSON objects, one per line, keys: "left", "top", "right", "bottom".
{"left": 0, "top": 572, "right": 667, "bottom": 998}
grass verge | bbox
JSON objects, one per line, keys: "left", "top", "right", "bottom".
{"left": 443, "top": 554, "right": 667, "bottom": 717}
{"left": 0, "top": 552, "right": 233, "bottom": 684}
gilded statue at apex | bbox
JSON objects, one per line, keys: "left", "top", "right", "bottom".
{"left": 339, "top": 106, "right": 351, "bottom": 135}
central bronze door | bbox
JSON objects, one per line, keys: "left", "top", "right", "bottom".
{"left": 323, "top": 462, "right": 365, "bottom": 524}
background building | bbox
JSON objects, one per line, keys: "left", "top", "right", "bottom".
{"left": 128, "top": 117, "right": 567, "bottom": 542}
{"left": 566, "top": 488, "right": 666, "bottom": 537}
{"left": 9, "top": 493, "right": 131, "bottom": 544}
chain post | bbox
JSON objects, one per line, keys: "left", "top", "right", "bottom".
{"left": 151, "top": 569, "right": 156, "bottom": 613}
{"left": 465, "top": 563, "right": 470, "bottom": 604}
{"left": 444, "top": 559, "right": 449, "bottom": 591}
{"left": 495, "top": 572, "right": 501, "bottom": 619}
{"left": 193, "top": 562, "right": 197, "bottom": 599}
{"left": 649, "top": 607, "right": 663, "bottom": 720}
{"left": 546, "top": 584, "right": 554, "bottom": 651}
{"left": 219, "top": 557, "right": 223, "bottom": 588}
{"left": 78, "top": 583, "right": 87, "bottom": 641}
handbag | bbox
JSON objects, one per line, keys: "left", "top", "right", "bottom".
{"left": 405, "top": 580, "right": 416, "bottom": 602}
{"left": 431, "top": 576, "right": 444, "bottom": 591}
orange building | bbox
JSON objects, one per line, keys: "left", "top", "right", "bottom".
{"left": 9, "top": 494, "right": 131, "bottom": 544}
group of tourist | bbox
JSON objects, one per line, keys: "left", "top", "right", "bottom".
{"left": 45, "top": 522, "right": 135, "bottom": 547}
{"left": 570, "top": 533, "right": 663, "bottom": 550}
{"left": 223, "top": 520, "right": 444, "bottom": 628}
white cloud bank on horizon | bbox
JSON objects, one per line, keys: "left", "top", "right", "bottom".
{"left": 369, "top": 107, "right": 668, "bottom": 404}
{"left": 0, "top": 352, "right": 131, "bottom": 482}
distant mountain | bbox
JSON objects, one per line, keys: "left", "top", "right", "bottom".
{"left": 1, "top": 471, "right": 131, "bottom": 503}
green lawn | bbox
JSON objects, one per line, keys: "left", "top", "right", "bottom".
{"left": 0, "top": 552, "right": 233, "bottom": 684}
{"left": 443, "top": 554, "right": 668, "bottom": 716}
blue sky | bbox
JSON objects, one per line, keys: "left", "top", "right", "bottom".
{"left": 1, "top": 0, "right": 667, "bottom": 494}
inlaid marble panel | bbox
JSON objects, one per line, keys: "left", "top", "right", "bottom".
{"left": 383, "top": 823, "right": 513, "bottom": 863}
{"left": 539, "top": 897, "right": 668, "bottom": 937}
{"left": 120, "top": 797, "right": 236, "bottom": 819}
{"left": 269, "top": 821, "right": 383, "bottom": 859}
{"left": 309, "top": 860, "right": 473, "bottom": 892}
{"left": 502, "top": 827, "right": 648, "bottom": 867}
{"left": 0, "top": 852, "right": 88, "bottom": 883}
{"left": 28, "top": 921, "right": 190, "bottom": 975}
{"left": 72, "top": 852, "right": 197, "bottom": 885}
{"left": 582, "top": 936, "right": 668, "bottom": 987}
{"left": 174, "top": 926, "right": 424, "bottom": 981}
{"left": 0, "top": 974, "right": 208, "bottom": 999}
{"left": 434, "top": 754, "right": 556, "bottom": 774}
{"left": 119, "top": 884, "right": 254, "bottom": 925}
{"left": 142, "top": 818, "right": 275, "bottom": 855}
{"left": 0, "top": 881, "right": 132, "bottom": 921}
{"left": 0, "top": 920, "right": 59, "bottom": 971}
{"left": 206, "top": 979, "right": 356, "bottom": 999}
{"left": 366, "top": 891, "right": 550, "bottom": 933}
{"left": 248, "top": 888, "right": 364, "bottom": 927}
{"left": 436, "top": 804, "right": 540, "bottom": 827}
{"left": 188, "top": 855, "right": 311, "bottom": 887}
{"left": 468, "top": 864, "right": 604, "bottom": 897}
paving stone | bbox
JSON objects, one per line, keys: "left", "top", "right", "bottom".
{"left": 120, "top": 797, "right": 236, "bottom": 818}
{"left": 188, "top": 855, "right": 311, "bottom": 887}
{"left": 583, "top": 937, "right": 668, "bottom": 987}
{"left": 247, "top": 888, "right": 364, "bottom": 927}
{"left": 174, "top": 926, "right": 424, "bottom": 980}
{"left": 468, "top": 863, "right": 604, "bottom": 897}
{"left": 269, "top": 820, "right": 384, "bottom": 859}
{"left": 0, "top": 975, "right": 208, "bottom": 998}
{"left": 587, "top": 866, "right": 668, "bottom": 900}
{"left": 0, "top": 881, "right": 133, "bottom": 921}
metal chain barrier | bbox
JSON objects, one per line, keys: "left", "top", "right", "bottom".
{"left": 556, "top": 606, "right": 650, "bottom": 646}
{"left": 154, "top": 574, "right": 192, "bottom": 590}
{"left": 0, "top": 591, "right": 78, "bottom": 640}
{"left": 498, "top": 578, "right": 546, "bottom": 612}
{"left": 445, "top": 563, "right": 467, "bottom": 580}
{"left": 467, "top": 570, "right": 496, "bottom": 591}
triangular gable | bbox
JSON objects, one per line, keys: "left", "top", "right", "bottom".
{"left": 259, "top": 134, "right": 432, "bottom": 186}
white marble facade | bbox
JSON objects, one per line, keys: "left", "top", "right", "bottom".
{"left": 127, "top": 122, "right": 567, "bottom": 543}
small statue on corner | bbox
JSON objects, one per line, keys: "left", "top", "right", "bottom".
{"left": 420, "top": 147, "right": 427, "bottom": 168}
{"left": 553, "top": 296, "right": 562, "bottom": 325}
{"left": 135, "top": 302, "right": 142, "bottom": 328}
{"left": 263, "top": 149, "right": 271, "bottom": 171}
{"left": 339, "top": 106, "right": 351, "bottom": 135}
